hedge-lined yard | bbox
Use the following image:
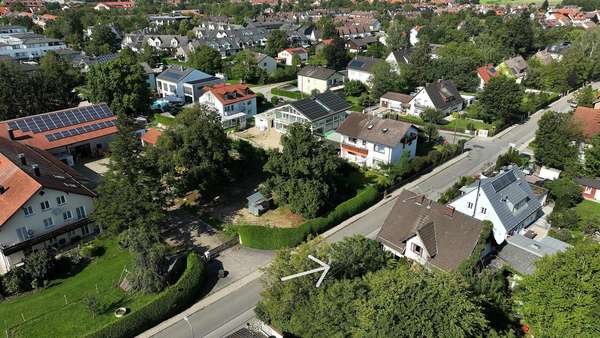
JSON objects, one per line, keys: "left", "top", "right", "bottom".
{"left": 271, "top": 87, "right": 304, "bottom": 100}
{"left": 237, "top": 185, "right": 380, "bottom": 249}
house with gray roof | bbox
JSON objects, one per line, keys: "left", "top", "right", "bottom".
{"left": 494, "top": 233, "right": 571, "bottom": 275}
{"left": 346, "top": 55, "right": 383, "bottom": 86}
{"left": 408, "top": 79, "right": 463, "bottom": 117}
{"left": 377, "top": 190, "right": 488, "bottom": 272}
{"left": 266, "top": 91, "right": 351, "bottom": 134}
{"left": 499, "top": 55, "right": 528, "bottom": 82}
{"left": 297, "top": 66, "right": 344, "bottom": 94}
{"left": 449, "top": 166, "right": 544, "bottom": 244}
{"left": 156, "top": 66, "right": 223, "bottom": 103}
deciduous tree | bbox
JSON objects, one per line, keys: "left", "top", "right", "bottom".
{"left": 265, "top": 29, "right": 289, "bottom": 57}
{"left": 85, "top": 25, "right": 120, "bottom": 56}
{"left": 533, "top": 111, "right": 582, "bottom": 169}
{"left": 188, "top": 45, "right": 223, "bottom": 75}
{"left": 478, "top": 75, "right": 525, "bottom": 125}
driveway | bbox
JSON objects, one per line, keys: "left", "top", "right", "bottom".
{"left": 251, "top": 80, "right": 294, "bottom": 101}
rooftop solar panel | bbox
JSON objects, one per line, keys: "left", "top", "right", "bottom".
{"left": 8, "top": 104, "right": 114, "bottom": 135}
{"left": 44, "top": 118, "right": 117, "bottom": 142}
{"left": 492, "top": 171, "right": 517, "bottom": 193}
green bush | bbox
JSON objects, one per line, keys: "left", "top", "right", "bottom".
{"left": 271, "top": 87, "right": 304, "bottom": 100}
{"left": 79, "top": 243, "right": 103, "bottom": 258}
{"left": 85, "top": 254, "right": 206, "bottom": 338}
{"left": 238, "top": 186, "right": 381, "bottom": 250}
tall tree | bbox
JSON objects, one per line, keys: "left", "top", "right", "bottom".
{"left": 478, "top": 75, "right": 525, "bottom": 125}
{"left": 316, "top": 16, "right": 337, "bottom": 40}
{"left": 369, "top": 61, "right": 408, "bottom": 100}
{"left": 228, "top": 50, "right": 264, "bottom": 83}
{"left": 121, "top": 227, "right": 168, "bottom": 294}
{"left": 85, "top": 25, "right": 120, "bottom": 56}
{"left": 575, "top": 85, "right": 597, "bottom": 108}
{"left": 85, "top": 48, "right": 150, "bottom": 116}
{"left": 188, "top": 45, "right": 223, "bottom": 75}
{"left": 151, "top": 105, "right": 231, "bottom": 197}
{"left": 385, "top": 19, "right": 409, "bottom": 52}
{"left": 263, "top": 123, "right": 342, "bottom": 218}
{"left": 409, "top": 40, "right": 433, "bottom": 86}
{"left": 533, "top": 111, "right": 582, "bottom": 169}
{"left": 516, "top": 243, "right": 600, "bottom": 337}
{"left": 38, "top": 51, "right": 81, "bottom": 111}
{"left": 321, "top": 36, "right": 349, "bottom": 70}
{"left": 585, "top": 134, "right": 600, "bottom": 177}
{"left": 265, "top": 29, "right": 289, "bottom": 57}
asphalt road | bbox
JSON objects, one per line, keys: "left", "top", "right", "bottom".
{"left": 146, "top": 84, "right": 597, "bottom": 338}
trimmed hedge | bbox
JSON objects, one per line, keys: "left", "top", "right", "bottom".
{"left": 85, "top": 254, "right": 206, "bottom": 338}
{"left": 238, "top": 185, "right": 381, "bottom": 250}
{"left": 271, "top": 87, "right": 304, "bottom": 100}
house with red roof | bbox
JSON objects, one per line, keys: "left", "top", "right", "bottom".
{"left": 277, "top": 47, "right": 308, "bottom": 66}
{"left": 572, "top": 106, "right": 600, "bottom": 140}
{"left": 476, "top": 64, "right": 499, "bottom": 90}
{"left": 141, "top": 127, "right": 163, "bottom": 146}
{"left": 0, "top": 137, "right": 99, "bottom": 274}
{"left": 199, "top": 83, "right": 257, "bottom": 129}
{"left": 0, "top": 103, "right": 118, "bottom": 166}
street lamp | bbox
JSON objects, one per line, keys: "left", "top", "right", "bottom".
{"left": 183, "top": 316, "right": 194, "bottom": 338}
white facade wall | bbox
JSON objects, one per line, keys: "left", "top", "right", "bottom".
{"left": 385, "top": 52, "right": 401, "bottom": 73}
{"left": 404, "top": 235, "right": 429, "bottom": 266}
{"left": 0, "top": 36, "right": 66, "bottom": 59}
{"left": 298, "top": 76, "right": 329, "bottom": 94}
{"left": 409, "top": 89, "right": 434, "bottom": 116}
{"left": 380, "top": 97, "right": 407, "bottom": 113}
{"left": 347, "top": 69, "right": 372, "bottom": 86}
{"left": 156, "top": 79, "right": 179, "bottom": 98}
{"left": 449, "top": 189, "right": 506, "bottom": 244}
{"left": 340, "top": 128, "right": 417, "bottom": 168}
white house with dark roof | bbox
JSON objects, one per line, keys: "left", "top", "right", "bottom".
{"left": 0, "top": 138, "right": 99, "bottom": 274}
{"left": 254, "top": 52, "right": 277, "bottom": 75}
{"left": 346, "top": 55, "right": 382, "bottom": 86}
{"left": 297, "top": 66, "right": 344, "bottom": 94}
{"left": 380, "top": 92, "right": 412, "bottom": 113}
{"left": 449, "top": 167, "right": 545, "bottom": 244}
{"left": 156, "top": 66, "right": 224, "bottom": 103}
{"left": 336, "top": 113, "right": 418, "bottom": 168}
{"left": 409, "top": 79, "right": 463, "bottom": 117}
{"left": 267, "top": 91, "right": 351, "bottom": 134}
{"left": 0, "top": 32, "right": 66, "bottom": 60}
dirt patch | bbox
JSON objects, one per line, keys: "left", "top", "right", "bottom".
{"left": 233, "top": 206, "right": 304, "bottom": 228}
{"left": 234, "top": 127, "right": 282, "bottom": 150}
{"left": 161, "top": 209, "right": 231, "bottom": 251}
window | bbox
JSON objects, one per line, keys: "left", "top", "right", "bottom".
{"left": 481, "top": 207, "right": 487, "bottom": 214}
{"left": 76, "top": 206, "right": 86, "bottom": 220}
{"left": 81, "top": 224, "right": 90, "bottom": 236}
{"left": 16, "top": 227, "right": 29, "bottom": 241}
{"left": 43, "top": 217, "right": 54, "bottom": 228}
{"left": 40, "top": 200, "right": 50, "bottom": 211}
{"left": 374, "top": 144, "right": 386, "bottom": 153}
{"left": 467, "top": 202, "right": 474, "bottom": 209}
{"left": 349, "top": 137, "right": 357, "bottom": 144}
{"left": 584, "top": 186, "right": 593, "bottom": 194}
{"left": 411, "top": 243, "right": 422, "bottom": 256}
{"left": 63, "top": 210, "right": 72, "bottom": 221}
{"left": 23, "top": 205, "right": 33, "bottom": 216}
{"left": 56, "top": 195, "right": 66, "bottom": 205}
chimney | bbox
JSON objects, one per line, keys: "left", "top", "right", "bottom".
{"left": 7, "top": 127, "right": 15, "bottom": 140}
{"left": 0, "top": 185, "right": 5, "bottom": 194}
{"left": 416, "top": 194, "right": 425, "bottom": 204}
{"left": 446, "top": 205, "right": 455, "bottom": 217}
{"left": 32, "top": 164, "right": 40, "bottom": 177}
{"left": 18, "top": 153, "right": 26, "bottom": 166}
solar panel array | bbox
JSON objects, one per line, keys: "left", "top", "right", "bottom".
{"left": 491, "top": 171, "right": 517, "bottom": 193}
{"left": 7, "top": 104, "right": 113, "bottom": 134}
{"left": 45, "top": 120, "right": 116, "bottom": 142}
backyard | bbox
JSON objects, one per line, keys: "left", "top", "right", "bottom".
{"left": 0, "top": 239, "right": 154, "bottom": 338}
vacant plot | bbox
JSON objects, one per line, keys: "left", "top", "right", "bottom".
{"left": 0, "top": 239, "right": 155, "bottom": 338}
{"left": 235, "top": 127, "right": 282, "bottom": 150}
{"left": 234, "top": 206, "right": 305, "bottom": 228}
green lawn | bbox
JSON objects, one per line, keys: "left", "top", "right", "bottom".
{"left": 1, "top": 239, "right": 155, "bottom": 338}
{"left": 345, "top": 96, "right": 364, "bottom": 111}
{"left": 164, "top": 58, "right": 187, "bottom": 67}
{"left": 445, "top": 117, "right": 493, "bottom": 132}
{"left": 575, "top": 200, "right": 600, "bottom": 226}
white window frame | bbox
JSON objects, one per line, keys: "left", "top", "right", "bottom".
{"left": 467, "top": 202, "right": 473, "bottom": 209}
{"left": 43, "top": 217, "right": 54, "bottom": 228}
{"left": 63, "top": 210, "right": 72, "bottom": 221}
{"left": 23, "top": 205, "right": 34, "bottom": 217}
{"left": 481, "top": 207, "right": 487, "bottom": 214}
{"left": 584, "top": 186, "right": 593, "bottom": 194}
{"left": 411, "top": 243, "right": 422, "bottom": 256}
{"left": 76, "top": 206, "right": 87, "bottom": 220}
{"left": 40, "top": 200, "right": 50, "bottom": 211}
{"left": 56, "top": 195, "right": 66, "bottom": 206}
{"left": 374, "top": 144, "right": 386, "bottom": 154}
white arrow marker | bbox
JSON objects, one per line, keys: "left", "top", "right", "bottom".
{"left": 280, "top": 255, "right": 331, "bottom": 288}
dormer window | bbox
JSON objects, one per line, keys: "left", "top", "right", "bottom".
{"left": 411, "top": 243, "right": 422, "bottom": 256}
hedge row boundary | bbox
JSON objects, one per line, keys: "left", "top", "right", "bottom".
{"left": 85, "top": 253, "right": 205, "bottom": 338}
{"left": 237, "top": 185, "right": 381, "bottom": 250}
{"left": 271, "top": 87, "right": 305, "bottom": 100}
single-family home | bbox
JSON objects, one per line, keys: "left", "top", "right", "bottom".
{"left": 198, "top": 83, "right": 257, "bottom": 129}
{"left": 254, "top": 52, "right": 277, "bottom": 75}
{"left": 0, "top": 32, "right": 66, "bottom": 60}
{"left": 476, "top": 64, "right": 499, "bottom": 90}
{"left": 267, "top": 91, "right": 351, "bottom": 134}
{"left": 571, "top": 106, "right": 600, "bottom": 141}
{"left": 449, "top": 167, "right": 545, "bottom": 244}
{"left": 380, "top": 92, "right": 412, "bottom": 114}
{"left": 346, "top": 36, "right": 379, "bottom": 53}
{"left": 156, "top": 66, "right": 224, "bottom": 103}
{"left": 575, "top": 177, "right": 600, "bottom": 202}
{"left": 494, "top": 233, "right": 570, "bottom": 275}
{"left": 277, "top": 47, "right": 308, "bottom": 66}
{"left": 297, "top": 66, "right": 344, "bottom": 95}
{"left": 498, "top": 55, "right": 528, "bottom": 83}
{"left": 0, "top": 103, "right": 118, "bottom": 166}
{"left": 409, "top": 25, "right": 422, "bottom": 46}
{"left": 376, "top": 190, "right": 488, "bottom": 272}
{"left": 385, "top": 48, "right": 412, "bottom": 73}
{"left": 346, "top": 55, "right": 382, "bottom": 86}
{"left": 409, "top": 80, "right": 463, "bottom": 116}
{"left": 336, "top": 113, "right": 419, "bottom": 168}
{"left": 0, "top": 137, "right": 99, "bottom": 274}
{"left": 94, "top": 1, "right": 135, "bottom": 10}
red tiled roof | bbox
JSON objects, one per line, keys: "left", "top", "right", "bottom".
{"left": 204, "top": 83, "right": 256, "bottom": 106}
{"left": 283, "top": 47, "right": 307, "bottom": 55}
{"left": 0, "top": 104, "right": 118, "bottom": 151}
{"left": 0, "top": 154, "right": 41, "bottom": 225}
{"left": 476, "top": 64, "right": 498, "bottom": 84}
{"left": 572, "top": 106, "right": 600, "bottom": 139}
{"left": 142, "top": 128, "right": 162, "bottom": 146}
{"left": 0, "top": 7, "right": 10, "bottom": 16}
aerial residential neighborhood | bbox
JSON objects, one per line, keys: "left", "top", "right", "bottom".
{"left": 0, "top": 0, "right": 599, "bottom": 337}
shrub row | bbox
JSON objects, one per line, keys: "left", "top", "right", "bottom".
{"left": 271, "top": 87, "right": 304, "bottom": 100}
{"left": 237, "top": 185, "right": 381, "bottom": 250}
{"left": 85, "top": 253, "right": 205, "bottom": 338}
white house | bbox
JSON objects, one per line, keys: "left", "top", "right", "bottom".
{"left": 449, "top": 167, "right": 545, "bottom": 244}
{"left": 376, "top": 190, "right": 487, "bottom": 272}
{"left": 0, "top": 25, "right": 27, "bottom": 36}
{"left": 297, "top": 66, "right": 344, "bottom": 95}
{"left": 410, "top": 26, "right": 422, "bottom": 46}
{"left": 254, "top": 52, "right": 277, "bottom": 75}
{"left": 476, "top": 64, "right": 499, "bottom": 90}
{"left": 0, "top": 32, "right": 66, "bottom": 60}
{"left": 199, "top": 83, "right": 257, "bottom": 129}
{"left": 276, "top": 47, "right": 308, "bottom": 66}
{"left": 156, "top": 66, "right": 223, "bottom": 103}
{"left": 409, "top": 80, "right": 463, "bottom": 116}
{"left": 380, "top": 92, "right": 413, "bottom": 114}
{"left": 336, "top": 113, "right": 418, "bottom": 168}
{"left": 346, "top": 55, "right": 382, "bottom": 86}
{"left": 0, "top": 138, "right": 99, "bottom": 274}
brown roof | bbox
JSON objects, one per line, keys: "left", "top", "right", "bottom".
{"left": 142, "top": 128, "right": 162, "bottom": 146}
{"left": 376, "top": 190, "right": 485, "bottom": 272}
{"left": 0, "top": 137, "right": 95, "bottom": 225}
{"left": 336, "top": 113, "right": 417, "bottom": 147}
{"left": 572, "top": 106, "right": 600, "bottom": 139}
{"left": 380, "top": 92, "right": 412, "bottom": 104}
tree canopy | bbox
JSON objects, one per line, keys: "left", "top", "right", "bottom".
{"left": 188, "top": 45, "right": 223, "bottom": 75}
{"left": 321, "top": 36, "right": 350, "bottom": 70}
{"left": 84, "top": 25, "right": 120, "bottom": 56}
{"left": 533, "top": 110, "right": 582, "bottom": 169}
{"left": 478, "top": 75, "right": 525, "bottom": 125}
{"left": 265, "top": 29, "right": 289, "bottom": 57}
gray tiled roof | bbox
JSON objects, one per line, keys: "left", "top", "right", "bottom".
{"left": 575, "top": 177, "right": 600, "bottom": 189}
{"left": 297, "top": 66, "right": 337, "bottom": 80}
{"left": 347, "top": 55, "right": 382, "bottom": 73}
{"left": 424, "top": 80, "right": 462, "bottom": 111}
{"left": 336, "top": 113, "right": 417, "bottom": 147}
{"left": 497, "top": 234, "right": 570, "bottom": 275}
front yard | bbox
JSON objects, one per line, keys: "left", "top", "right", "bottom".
{"left": 0, "top": 239, "right": 155, "bottom": 338}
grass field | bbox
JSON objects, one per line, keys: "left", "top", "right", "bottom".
{"left": 0, "top": 239, "right": 155, "bottom": 338}
{"left": 575, "top": 200, "right": 600, "bottom": 227}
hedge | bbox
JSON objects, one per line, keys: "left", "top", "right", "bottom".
{"left": 85, "top": 254, "right": 206, "bottom": 338}
{"left": 237, "top": 185, "right": 381, "bottom": 250}
{"left": 271, "top": 87, "right": 304, "bottom": 100}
